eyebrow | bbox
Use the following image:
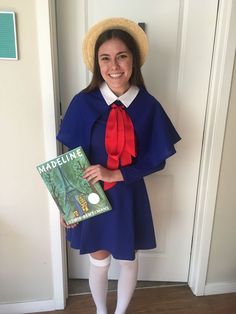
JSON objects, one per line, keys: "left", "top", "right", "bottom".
{"left": 98, "top": 51, "right": 129, "bottom": 57}
{"left": 99, "top": 54, "right": 109, "bottom": 57}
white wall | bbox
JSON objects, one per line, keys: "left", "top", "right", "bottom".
{"left": 206, "top": 59, "right": 236, "bottom": 287}
{"left": 0, "top": 0, "right": 53, "bottom": 304}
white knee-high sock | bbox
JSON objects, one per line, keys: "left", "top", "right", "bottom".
{"left": 114, "top": 254, "right": 138, "bottom": 314}
{"left": 89, "top": 255, "right": 111, "bottom": 314}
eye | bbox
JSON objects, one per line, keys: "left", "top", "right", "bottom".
{"left": 117, "top": 53, "right": 128, "bottom": 60}
{"left": 99, "top": 55, "right": 110, "bottom": 62}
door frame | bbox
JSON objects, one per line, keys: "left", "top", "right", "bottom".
{"left": 36, "top": 0, "right": 67, "bottom": 309}
{"left": 188, "top": 0, "right": 236, "bottom": 296}
{"left": 37, "top": 0, "right": 235, "bottom": 307}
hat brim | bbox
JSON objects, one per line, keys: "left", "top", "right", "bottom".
{"left": 82, "top": 17, "right": 148, "bottom": 72}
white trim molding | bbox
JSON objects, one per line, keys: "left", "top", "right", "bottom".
{"left": 0, "top": 300, "right": 56, "bottom": 314}
{"left": 205, "top": 282, "right": 236, "bottom": 296}
{"left": 188, "top": 0, "right": 236, "bottom": 296}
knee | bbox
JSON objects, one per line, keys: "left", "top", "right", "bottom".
{"left": 89, "top": 254, "right": 111, "bottom": 267}
{"left": 90, "top": 250, "right": 110, "bottom": 260}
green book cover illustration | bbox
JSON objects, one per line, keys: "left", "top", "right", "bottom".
{"left": 37, "top": 146, "right": 112, "bottom": 225}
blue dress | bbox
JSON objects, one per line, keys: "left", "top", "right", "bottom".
{"left": 57, "top": 87, "right": 181, "bottom": 260}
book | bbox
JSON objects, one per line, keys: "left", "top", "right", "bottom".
{"left": 37, "top": 146, "right": 112, "bottom": 225}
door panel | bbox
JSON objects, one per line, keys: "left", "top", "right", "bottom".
{"left": 56, "top": 0, "right": 219, "bottom": 281}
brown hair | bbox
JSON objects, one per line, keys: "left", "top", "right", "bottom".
{"left": 83, "top": 29, "right": 145, "bottom": 92}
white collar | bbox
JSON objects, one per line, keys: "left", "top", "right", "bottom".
{"left": 100, "top": 82, "right": 139, "bottom": 108}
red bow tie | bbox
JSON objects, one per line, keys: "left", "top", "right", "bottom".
{"left": 104, "top": 103, "right": 136, "bottom": 190}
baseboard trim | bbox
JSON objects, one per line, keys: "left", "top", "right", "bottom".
{"left": 204, "top": 282, "right": 236, "bottom": 295}
{"left": 0, "top": 299, "right": 58, "bottom": 314}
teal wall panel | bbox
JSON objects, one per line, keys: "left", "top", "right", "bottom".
{"left": 0, "top": 12, "right": 18, "bottom": 59}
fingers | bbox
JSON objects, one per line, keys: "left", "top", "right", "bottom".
{"left": 60, "top": 216, "right": 78, "bottom": 229}
{"left": 83, "top": 164, "right": 119, "bottom": 184}
{"left": 83, "top": 165, "right": 101, "bottom": 177}
{"left": 68, "top": 223, "right": 78, "bottom": 228}
{"left": 83, "top": 164, "right": 103, "bottom": 184}
{"left": 60, "top": 215, "right": 67, "bottom": 227}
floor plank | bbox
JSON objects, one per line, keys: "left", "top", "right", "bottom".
{"left": 37, "top": 286, "right": 236, "bottom": 314}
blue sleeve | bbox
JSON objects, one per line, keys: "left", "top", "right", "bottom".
{"left": 120, "top": 104, "right": 181, "bottom": 184}
{"left": 120, "top": 161, "right": 166, "bottom": 184}
{"left": 57, "top": 94, "right": 85, "bottom": 150}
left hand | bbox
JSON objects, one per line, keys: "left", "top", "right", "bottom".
{"left": 83, "top": 164, "right": 123, "bottom": 185}
{"left": 60, "top": 215, "right": 78, "bottom": 229}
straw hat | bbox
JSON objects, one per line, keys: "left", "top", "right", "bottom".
{"left": 82, "top": 17, "right": 148, "bottom": 72}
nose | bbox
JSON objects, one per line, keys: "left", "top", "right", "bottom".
{"left": 111, "top": 58, "right": 119, "bottom": 69}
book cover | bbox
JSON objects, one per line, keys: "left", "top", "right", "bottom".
{"left": 37, "top": 146, "right": 112, "bottom": 225}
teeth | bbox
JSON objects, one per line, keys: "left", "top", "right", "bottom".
{"left": 109, "top": 73, "right": 122, "bottom": 78}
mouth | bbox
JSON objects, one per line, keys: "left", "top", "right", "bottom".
{"left": 109, "top": 73, "right": 123, "bottom": 78}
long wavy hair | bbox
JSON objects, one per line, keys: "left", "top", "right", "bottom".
{"left": 83, "top": 29, "right": 145, "bottom": 92}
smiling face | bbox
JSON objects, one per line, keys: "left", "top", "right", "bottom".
{"left": 98, "top": 38, "right": 133, "bottom": 96}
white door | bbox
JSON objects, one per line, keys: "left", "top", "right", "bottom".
{"left": 56, "top": 0, "right": 219, "bottom": 281}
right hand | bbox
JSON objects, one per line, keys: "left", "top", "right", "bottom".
{"left": 83, "top": 164, "right": 123, "bottom": 185}
{"left": 60, "top": 215, "right": 78, "bottom": 229}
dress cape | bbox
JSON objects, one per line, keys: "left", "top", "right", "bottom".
{"left": 57, "top": 87, "right": 181, "bottom": 260}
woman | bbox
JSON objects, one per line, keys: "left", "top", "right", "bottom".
{"left": 57, "top": 18, "right": 181, "bottom": 314}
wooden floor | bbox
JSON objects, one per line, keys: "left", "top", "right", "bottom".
{"left": 40, "top": 285, "right": 236, "bottom": 314}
